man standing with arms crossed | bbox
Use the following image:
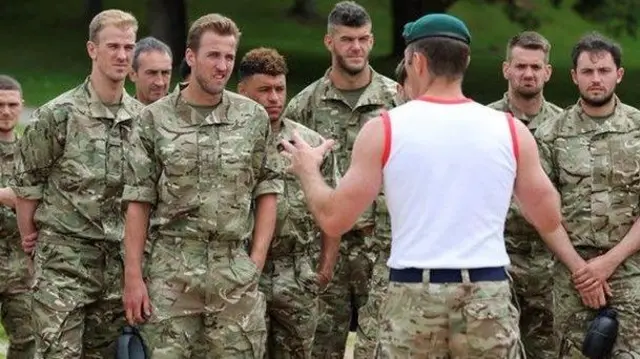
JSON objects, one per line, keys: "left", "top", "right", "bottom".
{"left": 281, "top": 13, "right": 606, "bottom": 357}
{"left": 237, "top": 47, "right": 341, "bottom": 359}
{"left": 122, "top": 14, "right": 282, "bottom": 358}
{"left": 536, "top": 32, "right": 640, "bottom": 357}
{"left": 283, "top": 2, "right": 398, "bottom": 356}
{"left": 0, "top": 75, "right": 35, "bottom": 359}
{"left": 13, "top": 9, "right": 143, "bottom": 358}
{"left": 129, "top": 36, "right": 173, "bottom": 105}
{"left": 487, "top": 31, "right": 562, "bottom": 359}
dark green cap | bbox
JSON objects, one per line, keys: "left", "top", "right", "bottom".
{"left": 403, "top": 13, "right": 471, "bottom": 45}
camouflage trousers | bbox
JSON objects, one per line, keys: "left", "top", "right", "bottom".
{"left": 374, "top": 268, "right": 521, "bottom": 358}
{"left": 554, "top": 249, "right": 640, "bottom": 358}
{"left": 508, "top": 251, "right": 555, "bottom": 359}
{"left": 0, "top": 241, "right": 36, "bottom": 359}
{"left": 313, "top": 229, "right": 374, "bottom": 359}
{"left": 354, "top": 251, "right": 389, "bottom": 358}
{"left": 31, "top": 231, "right": 125, "bottom": 359}
{"left": 260, "top": 252, "right": 322, "bottom": 359}
{"left": 140, "top": 235, "right": 266, "bottom": 358}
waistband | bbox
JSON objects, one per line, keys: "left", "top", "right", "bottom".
{"left": 389, "top": 267, "right": 507, "bottom": 284}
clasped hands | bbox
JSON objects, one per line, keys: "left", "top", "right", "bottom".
{"left": 571, "top": 254, "right": 618, "bottom": 309}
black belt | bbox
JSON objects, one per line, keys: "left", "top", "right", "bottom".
{"left": 389, "top": 267, "right": 507, "bottom": 283}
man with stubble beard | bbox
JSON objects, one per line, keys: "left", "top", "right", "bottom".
{"left": 0, "top": 75, "right": 35, "bottom": 359}
{"left": 536, "top": 31, "right": 640, "bottom": 357}
{"left": 238, "top": 46, "right": 341, "bottom": 359}
{"left": 487, "top": 31, "right": 562, "bottom": 359}
{"left": 122, "top": 14, "right": 282, "bottom": 358}
{"left": 283, "top": 1, "right": 398, "bottom": 357}
{"left": 13, "top": 9, "right": 143, "bottom": 358}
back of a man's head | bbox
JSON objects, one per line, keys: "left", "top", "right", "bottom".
{"left": 403, "top": 14, "right": 471, "bottom": 82}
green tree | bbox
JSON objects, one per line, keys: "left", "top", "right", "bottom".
{"left": 390, "top": 0, "right": 640, "bottom": 56}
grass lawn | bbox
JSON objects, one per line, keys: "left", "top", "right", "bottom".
{"left": 2, "top": 0, "right": 640, "bottom": 109}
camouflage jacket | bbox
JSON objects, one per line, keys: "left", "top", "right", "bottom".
{"left": 535, "top": 97, "right": 640, "bottom": 250}
{"left": 488, "top": 92, "right": 562, "bottom": 253}
{"left": 283, "top": 67, "right": 398, "bottom": 231}
{"left": 122, "top": 87, "right": 283, "bottom": 243}
{"left": 13, "top": 77, "right": 143, "bottom": 241}
{"left": 0, "top": 140, "right": 18, "bottom": 244}
{"left": 269, "top": 118, "right": 339, "bottom": 258}
{"left": 0, "top": 138, "right": 32, "bottom": 293}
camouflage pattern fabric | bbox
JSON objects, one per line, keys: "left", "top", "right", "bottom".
{"left": 488, "top": 92, "right": 562, "bottom": 359}
{"left": 13, "top": 77, "right": 143, "bottom": 241}
{"left": 283, "top": 67, "right": 398, "bottom": 357}
{"left": 31, "top": 233, "right": 125, "bottom": 359}
{"left": 12, "top": 78, "right": 143, "bottom": 359}
{"left": 0, "top": 139, "right": 35, "bottom": 359}
{"left": 123, "top": 87, "right": 283, "bottom": 358}
{"left": 535, "top": 97, "right": 640, "bottom": 358}
{"left": 354, "top": 195, "right": 391, "bottom": 359}
{"left": 260, "top": 118, "right": 339, "bottom": 359}
{"left": 143, "top": 237, "right": 266, "bottom": 358}
{"left": 374, "top": 276, "right": 521, "bottom": 358}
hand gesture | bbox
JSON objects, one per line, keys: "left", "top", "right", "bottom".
{"left": 280, "top": 131, "right": 335, "bottom": 177}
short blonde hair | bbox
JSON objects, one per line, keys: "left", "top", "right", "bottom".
{"left": 506, "top": 31, "right": 551, "bottom": 63}
{"left": 89, "top": 9, "right": 138, "bottom": 43}
{"left": 187, "top": 14, "right": 241, "bottom": 51}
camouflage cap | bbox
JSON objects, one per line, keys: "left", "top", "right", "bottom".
{"left": 403, "top": 13, "right": 471, "bottom": 45}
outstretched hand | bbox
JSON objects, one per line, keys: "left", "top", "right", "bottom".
{"left": 280, "top": 130, "right": 335, "bottom": 177}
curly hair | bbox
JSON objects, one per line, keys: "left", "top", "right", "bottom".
{"left": 238, "top": 47, "right": 288, "bottom": 81}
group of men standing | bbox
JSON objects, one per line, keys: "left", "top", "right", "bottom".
{"left": 0, "top": 1, "right": 640, "bottom": 359}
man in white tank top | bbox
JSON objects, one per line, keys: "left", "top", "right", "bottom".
{"left": 280, "top": 13, "right": 607, "bottom": 358}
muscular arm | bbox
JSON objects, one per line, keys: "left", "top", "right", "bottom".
{"left": 296, "top": 118, "right": 384, "bottom": 238}
{"left": 512, "top": 120, "right": 585, "bottom": 273}
{"left": 317, "top": 232, "right": 340, "bottom": 279}
{"left": 250, "top": 194, "right": 277, "bottom": 271}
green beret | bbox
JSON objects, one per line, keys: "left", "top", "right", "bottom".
{"left": 403, "top": 13, "right": 471, "bottom": 45}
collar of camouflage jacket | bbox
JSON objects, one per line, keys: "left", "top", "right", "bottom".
{"left": 318, "top": 66, "right": 392, "bottom": 108}
{"left": 171, "top": 85, "right": 233, "bottom": 126}
{"left": 80, "top": 76, "right": 138, "bottom": 123}
{"left": 574, "top": 95, "right": 622, "bottom": 119}
{"left": 499, "top": 91, "right": 555, "bottom": 124}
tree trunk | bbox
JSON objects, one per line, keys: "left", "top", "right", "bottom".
{"left": 86, "top": 0, "right": 103, "bottom": 25}
{"left": 391, "top": 0, "right": 457, "bottom": 57}
{"left": 288, "top": 0, "right": 318, "bottom": 20}
{"left": 147, "top": 0, "right": 187, "bottom": 67}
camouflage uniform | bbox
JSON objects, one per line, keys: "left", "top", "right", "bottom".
{"left": 123, "top": 86, "right": 282, "bottom": 358}
{"left": 353, "top": 194, "right": 390, "bottom": 358}
{"left": 12, "top": 78, "right": 143, "bottom": 359}
{"left": 487, "top": 92, "right": 562, "bottom": 359}
{"left": 283, "top": 67, "right": 398, "bottom": 358}
{"left": 261, "top": 118, "right": 338, "bottom": 359}
{"left": 375, "top": 278, "right": 521, "bottom": 358}
{"left": 0, "top": 139, "right": 35, "bottom": 359}
{"left": 535, "top": 97, "right": 640, "bottom": 358}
